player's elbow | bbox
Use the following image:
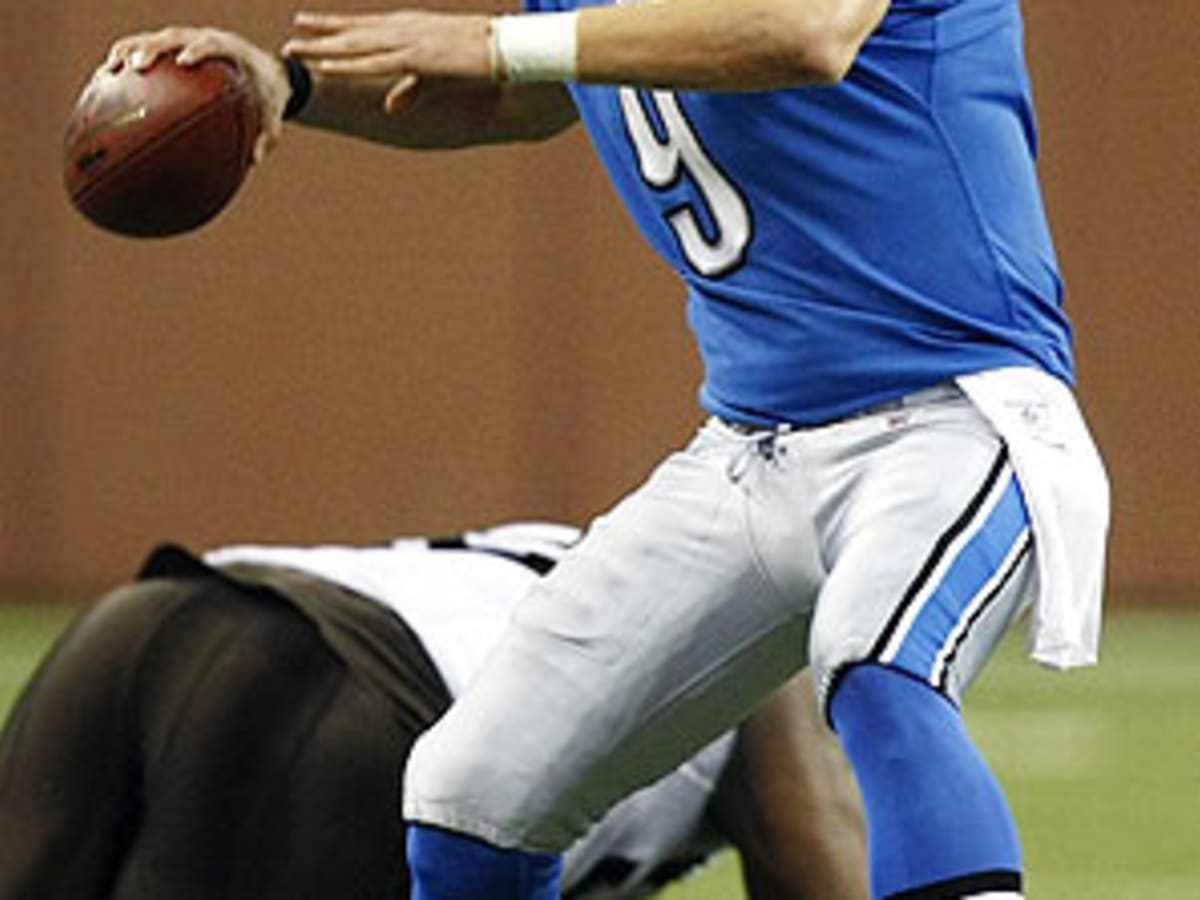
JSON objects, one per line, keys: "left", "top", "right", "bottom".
{"left": 732, "top": 28, "right": 837, "bottom": 86}
{"left": 796, "top": 32, "right": 859, "bottom": 84}
{"left": 747, "top": 29, "right": 854, "bottom": 86}
{"left": 798, "top": 21, "right": 876, "bottom": 84}
{"left": 770, "top": 0, "right": 886, "bottom": 85}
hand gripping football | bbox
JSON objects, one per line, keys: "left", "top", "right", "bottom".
{"left": 64, "top": 55, "right": 262, "bottom": 238}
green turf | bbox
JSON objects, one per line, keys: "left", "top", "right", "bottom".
{"left": 664, "top": 610, "right": 1200, "bottom": 899}
{"left": 2, "top": 606, "right": 1198, "bottom": 898}
{"left": 965, "top": 610, "right": 1200, "bottom": 900}
{"left": 0, "top": 603, "right": 79, "bottom": 717}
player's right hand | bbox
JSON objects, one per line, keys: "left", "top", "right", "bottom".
{"left": 100, "top": 26, "right": 291, "bottom": 164}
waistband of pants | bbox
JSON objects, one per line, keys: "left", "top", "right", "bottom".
{"left": 717, "top": 382, "right": 963, "bottom": 435}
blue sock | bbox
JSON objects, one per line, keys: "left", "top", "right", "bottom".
{"left": 407, "top": 823, "right": 562, "bottom": 900}
{"left": 829, "top": 664, "right": 1023, "bottom": 899}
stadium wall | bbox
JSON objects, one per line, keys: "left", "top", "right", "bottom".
{"left": 1, "top": 1, "right": 1197, "bottom": 602}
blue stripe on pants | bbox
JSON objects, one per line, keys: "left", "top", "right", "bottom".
{"left": 890, "top": 474, "right": 1030, "bottom": 684}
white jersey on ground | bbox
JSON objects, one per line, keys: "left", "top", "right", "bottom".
{"left": 206, "top": 523, "right": 734, "bottom": 899}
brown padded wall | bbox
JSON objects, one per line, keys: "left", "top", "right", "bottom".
{"left": 1, "top": 2, "right": 1197, "bottom": 599}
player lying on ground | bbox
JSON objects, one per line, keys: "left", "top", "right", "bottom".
{"left": 0, "top": 523, "right": 867, "bottom": 900}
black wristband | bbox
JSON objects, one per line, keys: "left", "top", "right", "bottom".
{"left": 282, "top": 55, "right": 312, "bottom": 121}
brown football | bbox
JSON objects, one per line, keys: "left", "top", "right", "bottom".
{"left": 64, "top": 55, "right": 262, "bottom": 238}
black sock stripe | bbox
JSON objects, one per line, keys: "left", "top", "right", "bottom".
{"left": 887, "top": 868, "right": 1022, "bottom": 899}
{"left": 868, "top": 445, "right": 1012, "bottom": 661}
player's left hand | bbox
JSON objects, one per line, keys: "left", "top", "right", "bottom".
{"left": 282, "top": 9, "right": 492, "bottom": 113}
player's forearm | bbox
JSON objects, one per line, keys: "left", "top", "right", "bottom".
{"left": 569, "top": 0, "right": 888, "bottom": 90}
{"left": 293, "top": 72, "right": 576, "bottom": 149}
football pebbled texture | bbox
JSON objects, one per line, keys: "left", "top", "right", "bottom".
{"left": 64, "top": 56, "right": 262, "bottom": 238}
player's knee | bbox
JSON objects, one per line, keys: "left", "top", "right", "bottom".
{"left": 807, "top": 617, "right": 875, "bottom": 719}
{"left": 402, "top": 725, "right": 494, "bottom": 821}
{"left": 403, "top": 722, "right": 563, "bottom": 851}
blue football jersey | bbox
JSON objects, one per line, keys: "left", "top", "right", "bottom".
{"left": 525, "top": 0, "right": 1074, "bottom": 425}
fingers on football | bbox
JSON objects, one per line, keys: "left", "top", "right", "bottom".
{"left": 102, "top": 34, "right": 151, "bottom": 73}
{"left": 253, "top": 131, "right": 276, "bottom": 166}
{"left": 103, "top": 27, "right": 218, "bottom": 73}
{"left": 175, "top": 34, "right": 236, "bottom": 67}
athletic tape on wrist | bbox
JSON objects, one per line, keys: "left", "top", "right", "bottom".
{"left": 489, "top": 13, "right": 580, "bottom": 83}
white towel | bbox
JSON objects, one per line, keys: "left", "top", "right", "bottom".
{"left": 957, "top": 367, "right": 1111, "bottom": 668}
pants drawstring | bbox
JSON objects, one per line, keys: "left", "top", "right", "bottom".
{"left": 726, "top": 425, "right": 791, "bottom": 484}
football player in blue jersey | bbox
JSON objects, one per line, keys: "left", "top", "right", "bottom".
{"left": 103, "top": 3, "right": 1111, "bottom": 897}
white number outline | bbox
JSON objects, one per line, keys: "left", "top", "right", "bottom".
{"left": 619, "top": 88, "right": 753, "bottom": 277}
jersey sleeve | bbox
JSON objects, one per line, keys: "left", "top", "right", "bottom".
{"left": 521, "top": 0, "right": 567, "bottom": 13}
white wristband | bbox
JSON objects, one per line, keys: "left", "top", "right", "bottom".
{"left": 489, "top": 12, "right": 580, "bottom": 84}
